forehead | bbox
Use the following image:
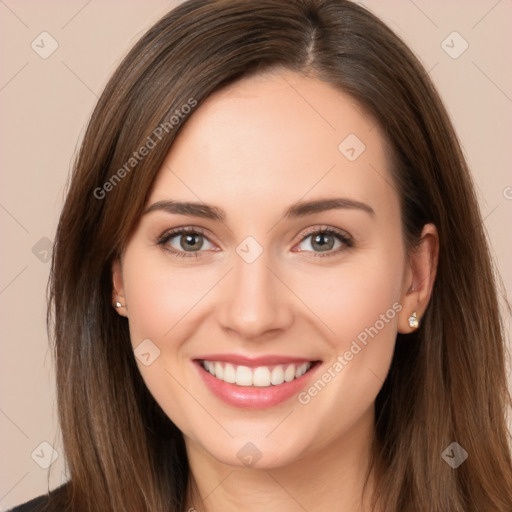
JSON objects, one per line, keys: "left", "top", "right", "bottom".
{"left": 150, "top": 70, "right": 398, "bottom": 222}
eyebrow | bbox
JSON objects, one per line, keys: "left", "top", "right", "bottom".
{"left": 143, "top": 197, "right": 375, "bottom": 221}
{"left": 284, "top": 198, "right": 375, "bottom": 218}
{"left": 144, "top": 200, "right": 225, "bottom": 220}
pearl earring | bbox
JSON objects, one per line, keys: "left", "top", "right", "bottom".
{"left": 114, "top": 301, "right": 123, "bottom": 308}
{"left": 408, "top": 311, "right": 419, "bottom": 329}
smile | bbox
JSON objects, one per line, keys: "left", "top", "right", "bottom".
{"left": 200, "top": 360, "right": 313, "bottom": 387}
{"left": 194, "top": 356, "right": 321, "bottom": 409}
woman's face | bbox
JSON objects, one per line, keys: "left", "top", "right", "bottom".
{"left": 113, "top": 70, "right": 435, "bottom": 469}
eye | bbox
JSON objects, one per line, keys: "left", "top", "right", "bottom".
{"left": 157, "top": 227, "right": 217, "bottom": 257}
{"left": 293, "top": 227, "right": 353, "bottom": 257}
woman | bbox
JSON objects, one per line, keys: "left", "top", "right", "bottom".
{"left": 10, "top": 0, "right": 512, "bottom": 511}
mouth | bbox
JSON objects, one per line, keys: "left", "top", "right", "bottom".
{"left": 199, "top": 359, "right": 316, "bottom": 387}
{"left": 193, "top": 356, "right": 321, "bottom": 409}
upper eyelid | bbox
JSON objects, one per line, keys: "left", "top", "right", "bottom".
{"left": 299, "top": 225, "right": 351, "bottom": 239}
{"left": 158, "top": 226, "right": 216, "bottom": 245}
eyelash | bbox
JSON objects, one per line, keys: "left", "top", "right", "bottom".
{"left": 156, "top": 225, "right": 353, "bottom": 259}
{"left": 156, "top": 227, "right": 214, "bottom": 259}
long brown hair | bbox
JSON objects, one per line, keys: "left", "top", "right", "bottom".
{"left": 48, "top": 1, "right": 512, "bottom": 510}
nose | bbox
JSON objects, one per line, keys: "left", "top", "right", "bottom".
{"left": 217, "top": 250, "right": 294, "bottom": 341}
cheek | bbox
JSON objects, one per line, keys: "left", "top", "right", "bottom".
{"left": 292, "top": 265, "right": 402, "bottom": 440}
{"left": 122, "top": 248, "right": 217, "bottom": 345}
{"left": 120, "top": 248, "right": 211, "bottom": 431}
{"left": 290, "top": 247, "right": 405, "bottom": 350}
{"left": 293, "top": 248, "right": 404, "bottom": 420}
{"left": 120, "top": 249, "right": 225, "bottom": 429}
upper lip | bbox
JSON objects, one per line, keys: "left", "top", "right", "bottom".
{"left": 194, "top": 354, "right": 319, "bottom": 367}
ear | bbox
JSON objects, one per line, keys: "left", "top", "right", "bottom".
{"left": 112, "top": 259, "right": 128, "bottom": 318}
{"left": 397, "top": 223, "right": 439, "bottom": 333}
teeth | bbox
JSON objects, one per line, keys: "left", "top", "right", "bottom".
{"left": 295, "top": 363, "right": 308, "bottom": 378}
{"left": 214, "top": 362, "right": 224, "bottom": 380}
{"left": 236, "top": 366, "right": 253, "bottom": 386}
{"left": 205, "top": 361, "right": 215, "bottom": 375}
{"left": 284, "top": 365, "right": 295, "bottom": 382}
{"left": 201, "top": 360, "right": 313, "bottom": 387}
{"left": 270, "top": 366, "right": 285, "bottom": 385}
{"left": 253, "top": 367, "right": 271, "bottom": 387}
{"left": 224, "top": 363, "right": 236, "bottom": 383}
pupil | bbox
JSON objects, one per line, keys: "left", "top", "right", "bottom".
{"left": 181, "top": 233, "right": 203, "bottom": 251}
{"left": 312, "top": 233, "right": 334, "bottom": 251}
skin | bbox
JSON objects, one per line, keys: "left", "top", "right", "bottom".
{"left": 112, "top": 69, "right": 438, "bottom": 512}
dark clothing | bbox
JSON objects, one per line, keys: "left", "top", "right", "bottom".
{"left": 8, "top": 483, "right": 68, "bottom": 512}
{"left": 8, "top": 494, "right": 49, "bottom": 512}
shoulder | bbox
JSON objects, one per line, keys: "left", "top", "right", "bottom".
{"left": 8, "top": 482, "right": 69, "bottom": 512}
{"left": 8, "top": 493, "right": 49, "bottom": 512}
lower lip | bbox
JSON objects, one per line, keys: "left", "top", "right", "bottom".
{"left": 194, "top": 360, "right": 320, "bottom": 409}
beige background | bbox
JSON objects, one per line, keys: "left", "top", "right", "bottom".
{"left": 1, "top": 0, "right": 511, "bottom": 508}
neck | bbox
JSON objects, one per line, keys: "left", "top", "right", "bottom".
{"left": 185, "top": 407, "right": 381, "bottom": 512}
